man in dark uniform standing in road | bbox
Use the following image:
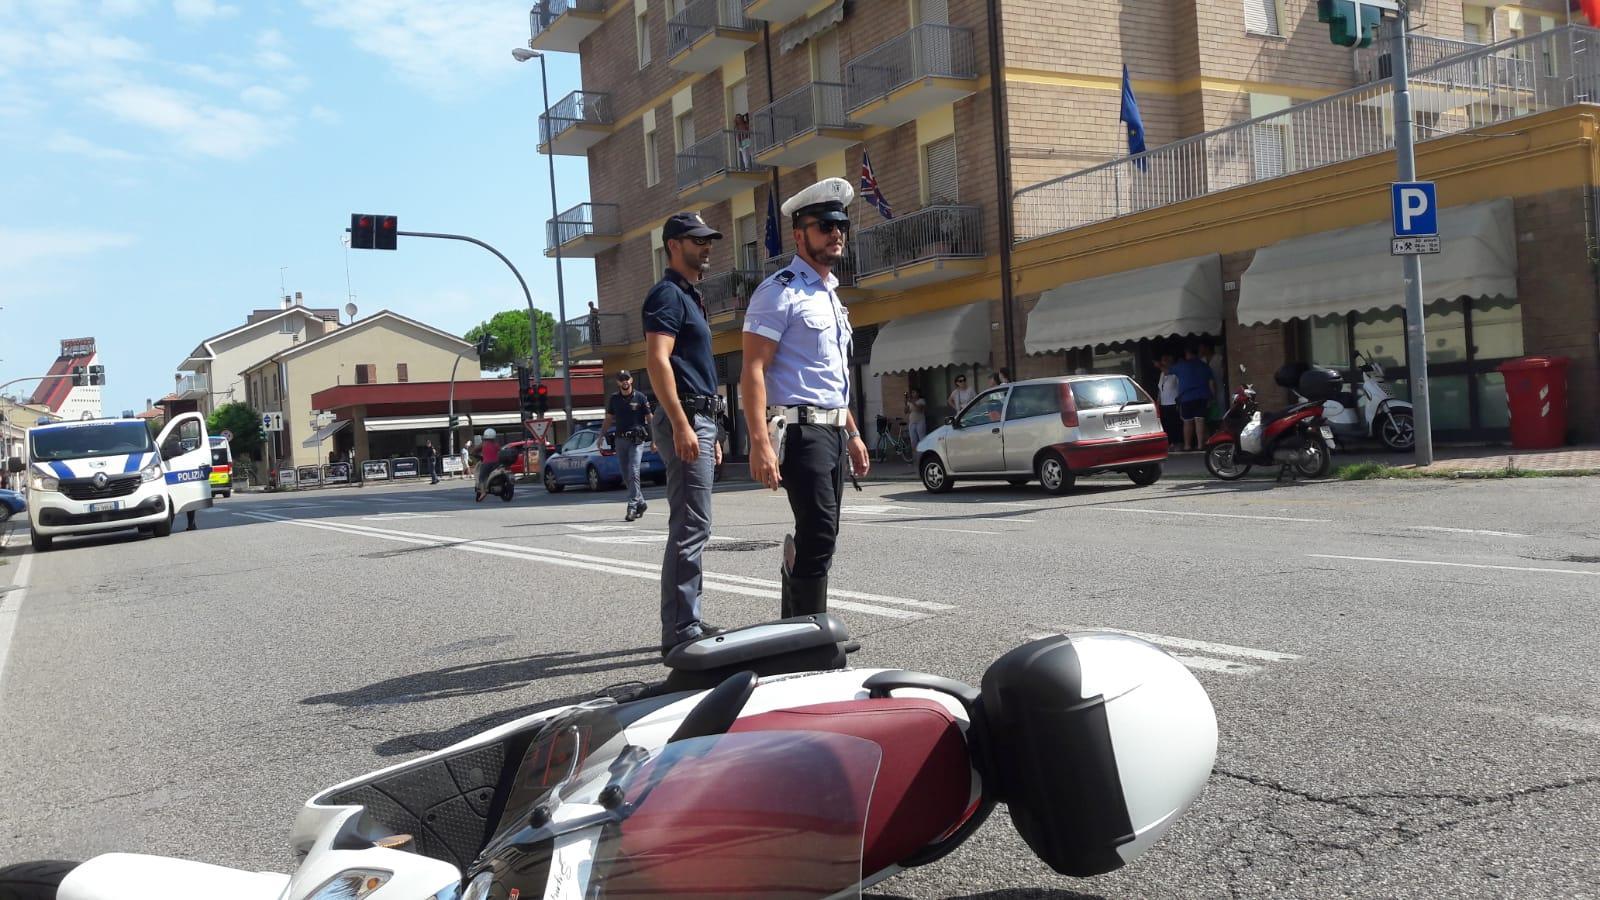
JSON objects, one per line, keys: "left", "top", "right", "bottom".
{"left": 603, "top": 369, "right": 653, "bottom": 521}
{"left": 644, "top": 212, "right": 725, "bottom": 655}
{"left": 740, "top": 179, "right": 870, "bottom": 618}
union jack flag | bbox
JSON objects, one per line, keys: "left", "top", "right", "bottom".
{"left": 860, "top": 148, "right": 893, "bottom": 220}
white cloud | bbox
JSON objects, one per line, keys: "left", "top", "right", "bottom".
{"left": 299, "top": 0, "right": 523, "bottom": 96}
{"left": 172, "top": 0, "right": 236, "bottom": 21}
{"left": 0, "top": 227, "right": 137, "bottom": 271}
{"left": 175, "top": 62, "right": 245, "bottom": 89}
{"left": 309, "top": 104, "right": 340, "bottom": 124}
{"left": 46, "top": 132, "right": 144, "bottom": 161}
{"left": 100, "top": 0, "right": 152, "bottom": 16}
{"left": 89, "top": 81, "right": 282, "bottom": 159}
{"left": 241, "top": 85, "right": 288, "bottom": 109}
{"left": 255, "top": 28, "right": 292, "bottom": 70}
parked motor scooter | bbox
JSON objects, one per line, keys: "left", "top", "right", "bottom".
{"left": 1292, "top": 351, "right": 1415, "bottom": 451}
{"left": 1205, "top": 364, "right": 1336, "bottom": 481}
{"left": 0, "top": 617, "right": 1219, "bottom": 900}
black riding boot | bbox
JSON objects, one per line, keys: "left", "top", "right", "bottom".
{"left": 788, "top": 574, "right": 829, "bottom": 617}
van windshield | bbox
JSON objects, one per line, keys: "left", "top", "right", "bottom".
{"left": 29, "top": 422, "right": 154, "bottom": 461}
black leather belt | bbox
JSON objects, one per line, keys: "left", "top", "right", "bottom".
{"left": 682, "top": 394, "right": 723, "bottom": 417}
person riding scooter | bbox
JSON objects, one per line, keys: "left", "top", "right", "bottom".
{"left": 475, "top": 428, "right": 501, "bottom": 498}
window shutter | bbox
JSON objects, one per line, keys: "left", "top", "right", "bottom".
{"left": 355, "top": 364, "right": 370, "bottom": 385}
{"left": 397, "top": 363, "right": 408, "bottom": 383}
{"left": 737, "top": 213, "right": 759, "bottom": 269}
{"left": 924, "top": 136, "right": 958, "bottom": 204}
{"left": 1243, "top": 0, "right": 1280, "bottom": 36}
{"left": 917, "top": 0, "right": 949, "bottom": 26}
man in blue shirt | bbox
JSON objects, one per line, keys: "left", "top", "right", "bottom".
{"left": 643, "top": 212, "right": 725, "bottom": 656}
{"left": 1172, "top": 345, "right": 1217, "bottom": 451}
{"left": 740, "top": 178, "right": 870, "bottom": 619}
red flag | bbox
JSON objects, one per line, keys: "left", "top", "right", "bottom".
{"left": 1583, "top": 0, "right": 1600, "bottom": 26}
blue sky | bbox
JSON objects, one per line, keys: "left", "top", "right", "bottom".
{"left": 0, "top": 0, "right": 590, "bottom": 415}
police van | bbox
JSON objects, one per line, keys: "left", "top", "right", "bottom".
{"left": 6, "top": 412, "right": 214, "bottom": 552}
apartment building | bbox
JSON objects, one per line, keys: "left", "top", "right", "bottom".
{"left": 542, "top": 0, "right": 1589, "bottom": 447}
{"left": 176, "top": 295, "right": 343, "bottom": 418}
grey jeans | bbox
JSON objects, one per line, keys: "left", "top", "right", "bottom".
{"left": 616, "top": 433, "right": 645, "bottom": 507}
{"left": 653, "top": 407, "right": 717, "bottom": 647}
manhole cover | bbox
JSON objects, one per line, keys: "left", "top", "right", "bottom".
{"left": 709, "top": 540, "right": 780, "bottom": 552}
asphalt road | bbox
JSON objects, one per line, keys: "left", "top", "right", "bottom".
{"left": 2, "top": 468, "right": 1598, "bottom": 899}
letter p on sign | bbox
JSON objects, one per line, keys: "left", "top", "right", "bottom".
{"left": 1391, "top": 181, "right": 1438, "bottom": 237}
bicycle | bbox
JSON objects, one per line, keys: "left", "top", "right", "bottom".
{"left": 872, "top": 416, "right": 915, "bottom": 463}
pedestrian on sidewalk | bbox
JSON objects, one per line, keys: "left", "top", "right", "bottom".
{"left": 742, "top": 177, "right": 870, "bottom": 620}
{"left": 604, "top": 369, "right": 653, "bottom": 521}
{"left": 1173, "top": 346, "right": 1217, "bottom": 451}
{"left": 422, "top": 441, "right": 439, "bottom": 484}
{"left": 644, "top": 212, "right": 726, "bottom": 656}
{"left": 905, "top": 388, "right": 927, "bottom": 446}
{"left": 948, "top": 374, "right": 976, "bottom": 416}
{"left": 1157, "top": 354, "right": 1182, "bottom": 450}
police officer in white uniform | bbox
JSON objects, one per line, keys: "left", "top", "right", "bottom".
{"left": 740, "top": 178, "right": 871, "bottom": 618}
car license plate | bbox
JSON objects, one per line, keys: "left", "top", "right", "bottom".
{"left": 1105, "top": 412, "right": 1140, "bottom": 430}
{"left": 89, "top": 501, "right": 121, "bottom": 513}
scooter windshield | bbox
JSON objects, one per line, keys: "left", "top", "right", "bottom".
{"left": 478, "top": 730, "right": 880, "bottom": 900}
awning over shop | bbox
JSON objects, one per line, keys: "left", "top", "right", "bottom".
{"left": 364, "top": 410, "right": 607, "bottom": 432}
{"left": 1025, "top": 254, "right": 1223, "bottom": 354}
{"left": 300, "top": 420, "right": 348, "bottom": 448}
{"left": 1238, "top": 198, "right": 1516, "bottom": 326}
{"left": 869, "top": 302, "right": 991, "bottom": 375}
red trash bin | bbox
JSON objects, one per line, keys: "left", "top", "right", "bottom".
{"left": 1497, "top": 356, "right": 1570, "bottom": 450}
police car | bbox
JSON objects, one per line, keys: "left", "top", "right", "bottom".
{"left": 10, "top": 412, "right": 215, "bottom": 551}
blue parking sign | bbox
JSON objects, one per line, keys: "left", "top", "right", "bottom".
{"left": 1391, "top": 182, "right": 1437, "bottom": 237}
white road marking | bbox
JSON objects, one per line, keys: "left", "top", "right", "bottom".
{"left": 235, "top": 513, "right": 939, "bottom": 620}
{"left": 1028, "top": 628, "right": 1298, "bottom": 677}
{"left": 972, "top": 517, "right": 1037, "bottom": 524}
{"left": 849, "top": 521, "right": 1001, "bottom": 535}
{"left": 567, "top": 524, "right": 633, "bottom": 532}
{"left": 359, "top": 513, "right": 451, "bottom": 521}
{"left": 1534, "top": 714, "right": 1600, "bottom": 737}
{"left": 0, "top": 530, "right": 36, "bottom": 711}
{"left": 1408, "top": 525, "right": 1529, "bottom": 538}
{"left": 1106, "top": 508, "right": 1330, "bottom": 523}
{"left": 1311, "top": 554, "right": 1600, "bottom": 577}
{"left": 841, "top": 505, "right": 912, "bottom": 516}
{"left": 1168, "top": 655, "right": 1265, "bottom": 675}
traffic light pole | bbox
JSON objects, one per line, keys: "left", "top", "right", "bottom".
{"left": 1390, "top": 3, "right": 1435, "bottom": 466}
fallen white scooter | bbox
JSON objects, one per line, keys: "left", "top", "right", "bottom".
{"left": 1295, "top": 351, "right": 1415, "bottom": 451}
{"left": 1, "top": 616, "right": 1218, "bottom": 900}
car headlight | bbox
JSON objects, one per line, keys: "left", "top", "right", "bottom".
{"left": 29, "top": 473, "right": 58, "bottom": 492}
{"left": 140, "top": 464, "right": 162, "bottom": 483}
{"left": 304, "top": 869, "right": 391, "bottom": 899}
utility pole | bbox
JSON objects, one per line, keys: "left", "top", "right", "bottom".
{"left": 1390, "top": 2, "right": 1435, "bottom": 465}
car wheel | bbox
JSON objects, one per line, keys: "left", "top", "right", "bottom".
{"left": 0, "top": 508, "right": 10, "bottom": 524}
{"left": 920, "top": 454, "right": 954, "bottom": 493}
{"left": 29, "top": 532, "right": 52, "bottom": 552}
{"left": 1204, "top": 442, "right": 1252, "bottom": 481}
{"left": 1037, "top": 452, "right": 1075, "bottom": 495}
{"left": 0, "top": 859, "right": 80, "bottom": 898}
{"left": 1127, "top": 464, "right": 1163, "bottom": 486}
{"left": 1378, "top": 411, "right": 1415, "bottom": 451}
{"left": 544, "top": 469, "right": 564, "bottom": 493}
{"left": 1005, "top": 477, "right": 1030, "bottom": 487}
{"left": 152, "top": 511, "right": 174, "bottom": 538}
{"left": 586, "top": 466, "right": 601, "bottom": 492}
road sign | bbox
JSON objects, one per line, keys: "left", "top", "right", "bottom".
{"left": 1391, "top": 181, "right": 1437, "bottom": 237}
{"left": 1391, "top": 235, "right": 1442, "bottom": 255}
{"left": 262, "top": 412, "right": 284, "bottom": 432}
{"left": 527, "top": 419, "right": 553, "bottom": 441}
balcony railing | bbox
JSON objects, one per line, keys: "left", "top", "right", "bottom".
{"left": 845, "top": 24, "right": 978, "bottom": 112}
{"left": 762, "top": 253, "right": 856, "bottom": 288}
{"left": 668, "top": 0, "right": 756, "bottom": 59}
{"left": 1014, "top": 26, "right": 1600, "bottom": 242}
{"left": 539, "top": 90, "right": 612, "bottom": 146}
{"left": 546, "top": 202, "right": 621, "bottom": 250}
{"left": 749, "top": 82, "right": 858, "bottom": 157}
{"left": 530, "top": 0, "right": 608, "bottom": 42}
{"left": 675, "top": 129, "right": 762, "bottom": 191}
{"left": 699, "top": 269, "right": 766, "bottom": 326}
{"left": 855, "top": 205, "right": 984, "bottom": 279}
{"left": 585, "top": 312, "right": 636, "bottom": 348}
{"left": 176, "top": 374, "right": 209, "bottom": 397}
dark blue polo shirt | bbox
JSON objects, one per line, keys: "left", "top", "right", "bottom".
{"left": 642, "top": 269, "right": 717, "bottom": 400}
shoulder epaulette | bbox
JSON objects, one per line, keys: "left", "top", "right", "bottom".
{"left": 774, "top": 270, "right": 796, "bottom": 286}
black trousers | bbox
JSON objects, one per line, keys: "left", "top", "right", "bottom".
{"left": 780, "top": 424, "right": 846, "bottom": 580}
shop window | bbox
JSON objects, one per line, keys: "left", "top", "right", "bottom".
{"left": 1306, "top": 314, "right": 1350, "bottom": 369}
{"left": 1090, "top": 347, "right": 1136, "bottom": 376}
{"left": 1351, "top": 308, "right": 1406, "bottom": 368}
{"left": 1423, "top": 300, "right": 1468, "bottom": 365}
{"left": 1471, "top": 296, "right": 1524, "bottom": 358}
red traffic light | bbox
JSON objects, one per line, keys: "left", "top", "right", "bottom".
{"left": 536, "top": 384, "right": 549, "bottom": 397}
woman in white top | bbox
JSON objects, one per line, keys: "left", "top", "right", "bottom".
{"left": 1156, "top": 354, "right": 1182, "bottom": 449}
{"left": 947, "top": 373, "right": 976, "bottom": 414}
{"left": 905, "top": 388, "right": 928, "bottom": 445}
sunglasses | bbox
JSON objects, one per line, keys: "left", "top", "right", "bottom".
{"left": 685, "top": 236, "right": 714, "bottom": 247}
{"left": 805, "top": 220, "right": 850, "bottom": 235}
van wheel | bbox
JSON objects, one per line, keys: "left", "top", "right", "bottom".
{"left": 1037, "top": 452, "right": 1075, "bottom": 495}
{"left": 1127, "top": 464, "right": 1163, "bottom": 486}
{"left": 920, "top": 455, "right": 954, "bottom": 493}
{"left": 152, "top": 512, "right": 173, "bottom": 538}
{"left": 0, "top": 859, "right": 80, "bottom": 898}
{"left": 29, "top": 532, "right": 52, "bottom": 552}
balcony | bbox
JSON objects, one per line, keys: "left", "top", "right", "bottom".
{"left": 699, "top": 269, "right": 765, "bottom": 331}
{"left": 175, "top": 373, "right": 210, "bottom": 399}
{"left": 676, "top": 129, "right": 767, "bottom": 204}
{"left": 844, "top": 24, "right": 979, "bottom": 128}
{"left": 854, "top": 205, "right": 985, "bottom": 290}
{"left": 529, "top": 0, "right": 608, "bottom": 53}
{"left": 1355, "top": 32, "right": 1538, "bottom": 106}
{"left": 668, "top": 0, "right": 759, "bottom": 73}
{"left": 538, "top": 90, "right": 613, "bottom": 156}
{"left": 741, "top": 0, "right": 813, "bottom": 26}
{"left": 750, "top": 82, "right": 862, "bottom": 167}
{"left": 546, "top": 203, "right": 621, "bottom": 258}
{"left": 584, "top": 312, "right": 637, "bottom": 350}
{"left": 1013, "top": 26, "right": 1590, "bottom": 242}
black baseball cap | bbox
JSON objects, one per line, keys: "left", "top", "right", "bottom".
{"left": 617, "top": 369, "right": 632, "bottom": 380}
{"left": 663, "top": 212, "right": 723, "bottom": 241}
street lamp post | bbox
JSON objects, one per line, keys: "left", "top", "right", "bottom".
{"left": 513, "top": 46, "right": 575, "bottom": 433}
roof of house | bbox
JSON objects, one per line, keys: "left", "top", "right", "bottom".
{"left": 239, "top": 310, "right": 473, "bottom": 373}
{"left": 181, "top": 306, "right": 343, "bottom": 369}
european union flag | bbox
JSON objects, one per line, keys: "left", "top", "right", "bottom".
{"left": 763, "top": 187, "right": 783, "bottom": 259}
{"left": 1120, "top": 64, "right": 1148, "bottom": 170}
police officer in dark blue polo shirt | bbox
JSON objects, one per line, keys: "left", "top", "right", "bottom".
{"left": 643, "top": 212, "right": 726, "bottom": 656}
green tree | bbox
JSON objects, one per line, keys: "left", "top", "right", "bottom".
{"left": 465, "top": 308, "right": 557, "bottom": 375}
{"left": 207, "top": 402, "right": 264, "bottom": 460}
